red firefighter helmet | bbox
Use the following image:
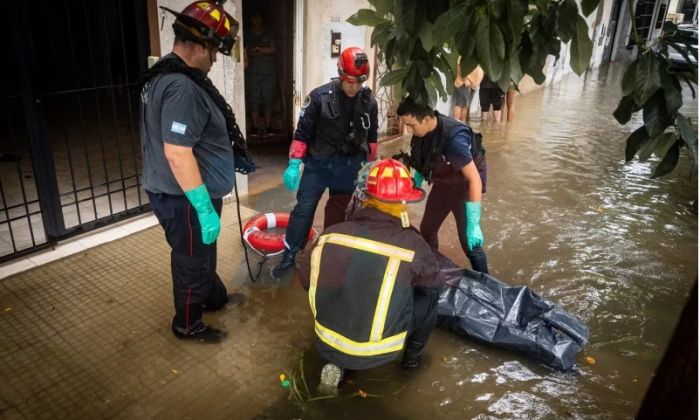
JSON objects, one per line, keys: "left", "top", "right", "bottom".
{"left": 337, "top": 47, "right": 370, "bottom": 83}
{"left": 364, "top": 159, "right": 425, "bottom": 203}
{"left": 161, "top": 1, "right": 239, "bottom": 56}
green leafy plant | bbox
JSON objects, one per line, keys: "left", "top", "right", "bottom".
{"left": 348, "top": 0, "right": 698, "bottom": 180}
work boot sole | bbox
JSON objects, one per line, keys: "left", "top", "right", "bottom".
{"left": 318, "top": 363, "right": 343, "bottom": 396}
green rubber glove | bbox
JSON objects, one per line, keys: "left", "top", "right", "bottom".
{"left": 465, "top": 202, "right": 484, "bottom": 251}
{"left": 184, "top": 184, "right": 220, "bottom": 245}
{"left": 413, "top": 170, "right": 424, "bottom": 188}
{"left": 283, "top": 159, "right": 302, "bottom": 192}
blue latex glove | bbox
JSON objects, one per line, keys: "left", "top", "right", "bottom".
{"left": 283, "top": 158, "right": 302, "bottom": 192}
{"left": 465, "top": 202, "right": 484, "bottom": 251}
{"left": 413, "top": 170, "right": 424, "bottom": 188}
{"left": 184, "top": 184, "right": 220, "bottom": 245}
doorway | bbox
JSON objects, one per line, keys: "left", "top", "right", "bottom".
{"left": 241, "top": 0, "right": 296, "bottom": 192}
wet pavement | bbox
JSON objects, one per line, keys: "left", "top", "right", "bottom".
{"left": 1, "top": 63, "right": 697, "bottom": 419}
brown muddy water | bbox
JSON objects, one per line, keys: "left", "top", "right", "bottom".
{"left": 238, "top": 64, "right": 698, "bottom": 419}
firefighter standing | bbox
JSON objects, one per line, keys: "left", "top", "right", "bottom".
{"left": 299, "top": 159, "right": 443, "bottom": 393}
{"left": 138, "top": 1, "right": 253, "bottom": 342}
{"left": 272, "top": 47, "right": 379, "bottom": 277}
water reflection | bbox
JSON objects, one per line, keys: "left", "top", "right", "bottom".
{"left": 241, "top": 63, "right": 697, "bottom": 419}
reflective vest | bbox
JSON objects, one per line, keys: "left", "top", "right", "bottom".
{"left": 308, "top": 233, "right": 415, "bottom": 357}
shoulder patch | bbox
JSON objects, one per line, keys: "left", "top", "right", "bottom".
{"left": 171, "top": 121, "right": 187, "bottom": 135}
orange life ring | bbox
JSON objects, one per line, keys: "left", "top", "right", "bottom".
{"left": 242, "top": 212, "right": 315, "bottom": 254}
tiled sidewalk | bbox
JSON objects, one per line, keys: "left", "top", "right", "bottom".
{"left": 0, "top": 202, "right": 317, "bottom": 419}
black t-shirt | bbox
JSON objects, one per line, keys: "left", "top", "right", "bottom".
{"left": 140, "top": 54, "right": 235, "bottom": 197}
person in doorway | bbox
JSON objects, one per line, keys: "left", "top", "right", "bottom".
{"left": 452, "top": 61, "right": 484, "bottom": 123}
{"left": 299, "top": 159, "right": 443, "bottom": 393}
{"left": 397, "top": 97, "right": 489, "bottom": 274}
{"left": 137, "top": 1, "right": 252, "bottom": 343}
{"left": 244, "top": 12, "right": 277, "bottom": 136}
{"left": 479, "top": 75, "right": 505, "bottom": 123}
{"left": 272, "top": 46, "right": 379, "bottom": 277}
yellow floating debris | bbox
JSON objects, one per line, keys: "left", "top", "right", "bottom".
{"left": 4, "top": 307, "right": 12, "bottom": 313}
{"left": 172, "top": 369, "right": 179, "bottom": 374}
{"left": 358, "top": 390, "right": 368, "bottom": 398}
{"left": 279, "top": 373, "right": 286, "bottom": 382}
{"left": 585, "top": 356, "right": 596, "bottom": 365}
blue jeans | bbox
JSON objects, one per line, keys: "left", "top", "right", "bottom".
{"left": 284, "top": 156, "right": 364, "bottom": 252}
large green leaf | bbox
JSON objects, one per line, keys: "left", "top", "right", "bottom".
{"left": 519, "top": 32, "right": 547, "bottom": 84}
{"left": 652, "top": 141, "right": 681, "bottom": 178}
{"left": 380, "top": 68, "right": 409, "bottom": 87}
{"left": 476, "top": 15, "right": 505, "bottom": 80}
{"left": 418, "top": 22, "right": 434, "bottom": 51}
{"left": 370, "top": 22, "right": 394, "bottom": 47}
{"left": 489, "top": 0, "right": 506, "bottom": 18}
{"left": 643, "top": 91, "right": 673, "bottom": 137}
{"left": 424, "top": 76, "right": 438, "bottom": 107}
{"left": 625, "top": 126, "right": 650, "bottom": 161}
{"left": 506, "top": 0, "right": 525, "bottom": 42}
{"left": 347, "top": 9, "right": 385, "bottom": 26}
{"left": 460, "top": 53, "right": 480, "bottom": 78}
{"left": 433, "top": 7, "right": 468, "bottom": 45}
{"left": 658, "top": 63, "right": 683, "bottom": 115}
{"left": 455, "top": 15, "right": 477, "bottom": 61}
{"left": 581, "top": 0, "right": 601, "bottom": 16}
{"left": 435, "top": 54, "right": 456, "bottom": 94}
{"left": 570, "top": 15, "right": 593, "bottom": 75}
{"left": 638, "top": 132, "right": 675, "bottom": 162}
{"left": 556, "top": 0, "right": 579, "bottom": 43}
{"left": 613, "top": 95, "right": 641, "bottom": 124}
{"left": 634, "top": 52, "right": 662, "bottom": 105}
{"left": 429, "top": 69, "right": 448, "bottom": 100}
{"left": 621, "top": 60, "right": 637, "bottom": 97}
{"left": 368, "top": 0, "right": 393, "bottom": 17}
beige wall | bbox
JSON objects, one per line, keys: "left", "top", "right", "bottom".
{"left": 301, "top": 0, "right": 372, "bottom": 96}
{"left": 157, "top": 0, "right": 248, "bottom": 194}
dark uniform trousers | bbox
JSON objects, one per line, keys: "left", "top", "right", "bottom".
{"left": 284, "top": 156, "right": 364, "bottom": 252}
{"left": 420, "top": 185, "right": 489, "bottom": 274}
{"left": 148, "top": 192, "right": 228, "bottom": 335}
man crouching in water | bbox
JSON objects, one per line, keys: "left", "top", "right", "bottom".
{"left": 299, "top": 159, "right": 443, "bottom": 394}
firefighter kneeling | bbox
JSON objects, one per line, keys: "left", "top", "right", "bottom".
{"left": 300, "top": 158, "right": 443, "bottom": 394}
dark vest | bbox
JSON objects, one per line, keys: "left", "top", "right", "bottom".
{"left": 409, "top": 113, "right": 487, "bottom": 193}
{"left": 310, "top": 80, "right": 372, "bottom": 159}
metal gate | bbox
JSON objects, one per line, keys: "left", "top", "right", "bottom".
{"left": 1, "top": 0, "right": 151, "bottom": 263}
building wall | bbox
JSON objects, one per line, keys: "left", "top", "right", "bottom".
{"left": 157, "top": 0, "right": 248, "bottom": 194}
{"left": 301, "top": 0, "right": 372, "bottom": 96}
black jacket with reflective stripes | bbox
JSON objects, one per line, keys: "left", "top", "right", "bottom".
{"left": 300, "top": 207, "right": 441, "bottom": 370}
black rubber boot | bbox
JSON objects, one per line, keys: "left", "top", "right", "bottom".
{"left": 401, "top": 343, "right": 425, "bottom": 369}
{"left": 272, "top": 249, "right": 298, "bottom": 278}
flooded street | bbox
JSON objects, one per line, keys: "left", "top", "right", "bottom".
{"left": 239, "top": 64, "right": 697, "bottom": 419}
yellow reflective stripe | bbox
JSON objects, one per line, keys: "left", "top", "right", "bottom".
{"left": 319, "top": 233, "right": 414, "bottom": 262}
{"left": 209, "top": 9, "right": 221, "bottom": 21}
{"left": 369, "top": 257, "right": 401, "bottom": 342}
{"left": 308, "top": 241, "right": 325, "bottom": 318}
{"left": 315, "top": 321, "right": 406, "bottom": 356}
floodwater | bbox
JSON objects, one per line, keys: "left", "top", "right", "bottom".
{"left": 239, "top": 64, "right": 698, "bottom": 419}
